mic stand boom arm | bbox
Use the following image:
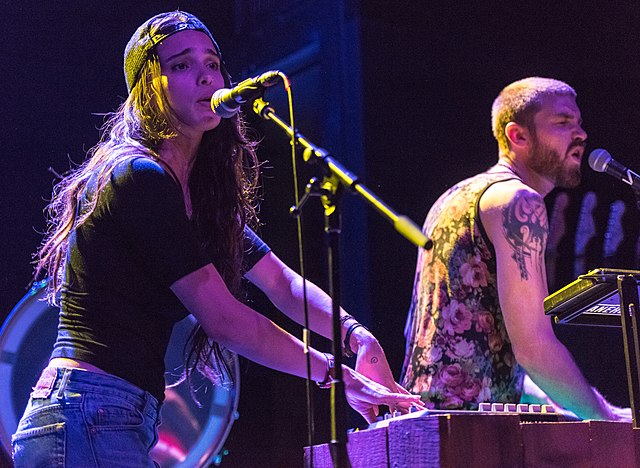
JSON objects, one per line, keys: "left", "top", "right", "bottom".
{"left": 253, "top": 98, "right": 433, "bottom": 251}
{"left": 252, "top": 98, "right": 431, "bottom": 468}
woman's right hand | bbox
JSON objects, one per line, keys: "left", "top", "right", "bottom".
{"left": 341, "top": 366, "right": 425, "bottom": 424}
{"left": 604, "top": 402, "right": 632, "bottom": 422}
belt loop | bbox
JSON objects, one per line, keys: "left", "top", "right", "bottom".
{"left": 56, "top": 368, "right": 72, "bottom": 399}
{"left": 146, "top": 392, "right": 160, "bottom": 422}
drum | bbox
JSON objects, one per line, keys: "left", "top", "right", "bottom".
{"left": 0, "top": 280, "right": 240, "bottom": 467}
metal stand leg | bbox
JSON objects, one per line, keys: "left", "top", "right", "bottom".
{"left": 617, "top": 275, "right": 640, "bottom": 428}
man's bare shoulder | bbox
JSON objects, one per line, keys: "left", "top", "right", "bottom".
{"left": 479, "top": 179, "right": 548, "bottom": 281}
{"left": 479, "top": 179, "right": 543, "bottom": 214}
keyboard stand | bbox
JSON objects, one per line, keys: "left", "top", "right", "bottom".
{"left": 545, "top": 269, "right": 640, "bottom": 428}
{"left": 618, "top": 274, "right": 640, "bottom": 428}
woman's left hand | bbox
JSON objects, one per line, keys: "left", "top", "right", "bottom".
{"left": 342, "top": 365, "right": 424, "bottom": 423}
{"left": 351, "top": 329, "right": 419, "bottom": 405}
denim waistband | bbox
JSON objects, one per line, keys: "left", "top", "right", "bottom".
{"left": 37, "top": 367, "right": 160, "bottom": 418}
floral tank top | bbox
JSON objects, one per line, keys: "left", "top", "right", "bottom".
{"left": 401, "top": 170, "right": 525, "bottom": 409}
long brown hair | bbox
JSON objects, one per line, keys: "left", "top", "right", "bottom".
{"left": 35, "top": 24, "right": 260, "bottom": 388}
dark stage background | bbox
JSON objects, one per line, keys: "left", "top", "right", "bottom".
{"left": 1, "top": 1, "right": 639, "bottom": 466}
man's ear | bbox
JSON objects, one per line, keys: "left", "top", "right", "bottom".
{"left": 505, "top": 122, "right": 530, "bottom": 149}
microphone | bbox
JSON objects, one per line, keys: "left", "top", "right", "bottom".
{"left": 588, "top": 148, "right": 640, "bottom": 192}
{"left": 211, "top": 70, "right": 281, "bottom": 118}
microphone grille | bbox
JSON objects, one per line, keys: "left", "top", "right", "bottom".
{"left": 588, "top": 148, "right": 611, "bottom": 173}
{"left": 210, "top": 88, "right": 238, "bottom": 118}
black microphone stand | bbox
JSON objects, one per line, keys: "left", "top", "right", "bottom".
{"left": 633, "top": 188, "right": 640, "bottom": 214}
{"left": 612, "top": 190, "right": 640, "bottom": 430}
{"left": 252, "top": 97, "right": 432, "bottom": 468}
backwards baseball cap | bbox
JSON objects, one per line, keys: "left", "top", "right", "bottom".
{"left": 124, "top": 10, "right": 224, "bottom": 93}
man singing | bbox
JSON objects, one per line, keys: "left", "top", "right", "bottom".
{"left": 401, "top": 77, "right": 629, "bottom": 420}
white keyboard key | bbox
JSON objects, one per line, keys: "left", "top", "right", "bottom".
{"left": 541, "top": 405, "right": 556, "bottom": 413}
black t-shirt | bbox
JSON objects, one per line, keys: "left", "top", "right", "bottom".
{"left": 51, "top": 157, "right": 270, "bottom": 401}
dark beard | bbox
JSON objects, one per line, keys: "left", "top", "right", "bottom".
{"left": 528, "top": 136, "right": 581, "bottom": 188}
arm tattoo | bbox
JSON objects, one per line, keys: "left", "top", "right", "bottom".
{"left": 501, "top": 190, "right": 548, "bottom": 280}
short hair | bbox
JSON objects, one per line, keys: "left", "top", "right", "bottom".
{"left": 491, "top": 77, "right": 576, "bottom": 154}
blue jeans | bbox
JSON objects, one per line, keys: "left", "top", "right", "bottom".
{"left": 12, "top": 367, "right": 161, "bottom": 467}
